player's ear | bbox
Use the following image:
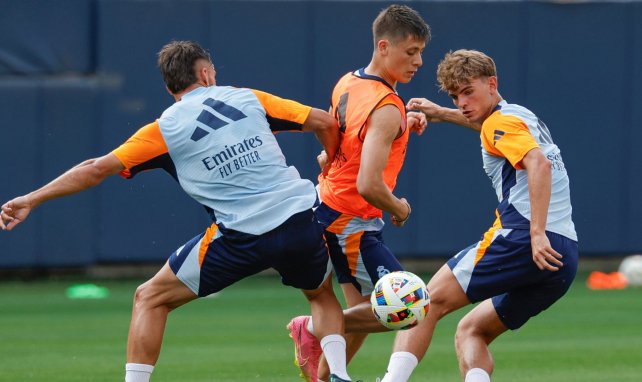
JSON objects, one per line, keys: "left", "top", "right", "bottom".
{"left": 198, "top": 66, "right": 208, "bottom": 86}
{"left": 377, "top": 39, "right": 390, "bottom": 56}
{"left": 488, "top": 76, "right": 498, "bottom": 93}
{"left": 193, "top": 60, "right": 209, "bottom": 86}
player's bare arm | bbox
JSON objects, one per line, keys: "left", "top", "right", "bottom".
{"left": 0, "top": 153, "right": 124, "bottom": 231}
{"left": 303, "top": 108, "right": 340, "bottom": 176}
{"left": 357, "top": 104, "right": 411, "bottom": 227}
{"left": 407, "top": 97, "right": 481, "bottom": 131}
{"left": 521, "top": 148, "right": 563, "bottom": 271}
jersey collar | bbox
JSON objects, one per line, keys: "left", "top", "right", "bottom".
{"left": 181, "top": 86, "right": 209, "bottom": 101}
{"left": 493, "top": 99, "right": 507, "bottom": 112}
{"left": 354, "top": 68, "right": 397, "bottom": 93}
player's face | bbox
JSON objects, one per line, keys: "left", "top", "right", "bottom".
{"left": 448, "top": 77, "right": 497, "bottom": 124}
{"left": 383, "top": 35, "right": 425, "bottom": 85}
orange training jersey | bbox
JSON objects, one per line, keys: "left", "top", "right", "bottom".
{"left": 319, "top": 69, "right": 409, "bottom": 219}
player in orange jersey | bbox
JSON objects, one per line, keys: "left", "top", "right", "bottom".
{"left": 380, "top": 49, "right": 578, "bottom": 382}
{"left": 1, "top": 41, "right": 354, "bottom": 382}
{"left": 286, "top": 5, "right": 430, "bottom": 382}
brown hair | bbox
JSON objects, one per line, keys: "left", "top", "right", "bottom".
{"left": 436, "top": 49, "right": 497, "bottom": 92}
{"left": 157, "top": 40, "right": 212, "bottom": 94}
{"left": 372, "top": 4, "right": 431, "bottom": 46}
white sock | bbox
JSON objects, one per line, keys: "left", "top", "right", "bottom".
{"left": 465, "top": 368, "right": 491, "bottom": 382}
{"left": 320, "top": 334, "right": 350, "bottom": 381}
{"left": 381, "top": 351, "right": 418, "bottom": 382}
{"left": 125, "top": 363, "right": 154, "bottom": 382}
{"left": 307, "top": 315, "right": 315, "bottom": 336}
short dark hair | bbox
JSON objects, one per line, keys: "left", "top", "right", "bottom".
{"left": 157, "top": 40, "right": 212, "bottom": 94}
{"left": 372, "top": 4, "right": 431, "bottom": 46}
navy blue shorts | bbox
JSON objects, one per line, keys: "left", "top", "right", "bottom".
{"left": 315, "top": 203, "right": 403, "bottom": 296}
{"left": 447, "top": 227, "right": 578, "bottom": 329}
{"left": 169, "top": 209, "right": 332, "bottom": 297}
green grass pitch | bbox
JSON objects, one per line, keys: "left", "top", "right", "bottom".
{"left": 0, "top": 271, "right": 640, "bottom": 381}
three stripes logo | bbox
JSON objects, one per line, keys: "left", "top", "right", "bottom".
{"left": 493, "top": 129, "right": 505, "bottom": 145}
{"left": 191, "top": 98, "right": 247, "bottom": 142}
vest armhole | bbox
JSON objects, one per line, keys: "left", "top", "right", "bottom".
{"left": 357, "top": 93, "right": 404, "bottom": 142}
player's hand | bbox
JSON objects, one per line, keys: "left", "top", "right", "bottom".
{"left": 317, "top": 150, "right": 330, "bottom": 176}
{"left": 407, "top": 98, "right": 445, "bottom": 123}
{"left": 391, "top": 198, "right": 411, "bottom": 228}
{"left": 407, "top": 111, "right": 428, "bottom": 136}
{"left": 0, "top": 196, "right": 32, "bottom": 231}
{"left": 530, "top": 232, "right": 563, "bottom": 271}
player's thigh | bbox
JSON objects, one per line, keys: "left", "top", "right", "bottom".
{"left": 300, "top": 275, "right": 334, "bottom": 301}
{"left": 341, "top": 282, "right": 369, "bottom": 307}
{"left": 137, "top": 262, "right": 198, "bottom": 309}
{"left": 492, "top": 244, "right": 577, "bottom": 329}
{"left": 426, "top": 263, "right": 471, "bottom": 318}
{"left": 169, "top": 224, "right": 269, "bottom": 297}
{"left": 448, "top": 228, "right": 541, "bottom": 302}
{"left": 455, "top": 229, "right": 579, "bottom": 329}
{"left": 458, "top": 299, "right": 508, "bottom": 343}
{"left": 326, "top": 229, "right": 403, "bottom": 297}
{"left": 271, "top": 209, "right": 333, "bottom": 291}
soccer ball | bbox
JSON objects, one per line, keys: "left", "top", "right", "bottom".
{"left": 619, "top": 254, "right": 642, "bottom": 287}
{"left": 370, "top": 271, "right": 430, "bottom": 330}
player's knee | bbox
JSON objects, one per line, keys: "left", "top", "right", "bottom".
{"left": 132, "top": 281, "right": 165, "bottom": 310}
{"left": 455, "top": 319, "right": 470, "bottom": 349}
{"left": 302, "top": 286, "right": 329, "bottom": 302}
{"left": 133, "top": 282, "right": 151, "bottom": 307}
{"left": 304, "top": 277, "right": 334, "bottom": 300}
{"left": 427, "top": 293, "right": 457, "bottom": 321}
{"left": 427, "top": 282, "right": 467, "bottom": 320}
{"left": 455, "top": 316, "right": 493, "bottom": 346}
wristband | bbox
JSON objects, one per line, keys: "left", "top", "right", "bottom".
{"left": 392, "top": 200, "right": 411, "bottom": 223}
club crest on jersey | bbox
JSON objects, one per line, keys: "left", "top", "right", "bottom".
{"left": 377, "top": 266, "right": 391, "bottom": 278}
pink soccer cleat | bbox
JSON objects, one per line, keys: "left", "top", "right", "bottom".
{"left": 287, "top": 315, "right": 322, "bottom": 382}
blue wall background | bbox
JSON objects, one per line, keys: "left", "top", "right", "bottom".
{"left": 0, "top": 0, "right": 640, "bottom": 267}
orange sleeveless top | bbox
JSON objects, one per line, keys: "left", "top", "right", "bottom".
{"left": 319, "top": 70, "right": 409, "bottom": 219}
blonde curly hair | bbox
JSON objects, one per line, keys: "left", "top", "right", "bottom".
{"left": 436, "top": 49, "right": 496, "bottom": 93}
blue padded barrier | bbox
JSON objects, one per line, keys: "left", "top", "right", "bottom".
{"left": 0, "top": 0, "right": 94, "bottom": 75}
{"left": 1, "top": 1, "right": 641, "bottom": 267}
